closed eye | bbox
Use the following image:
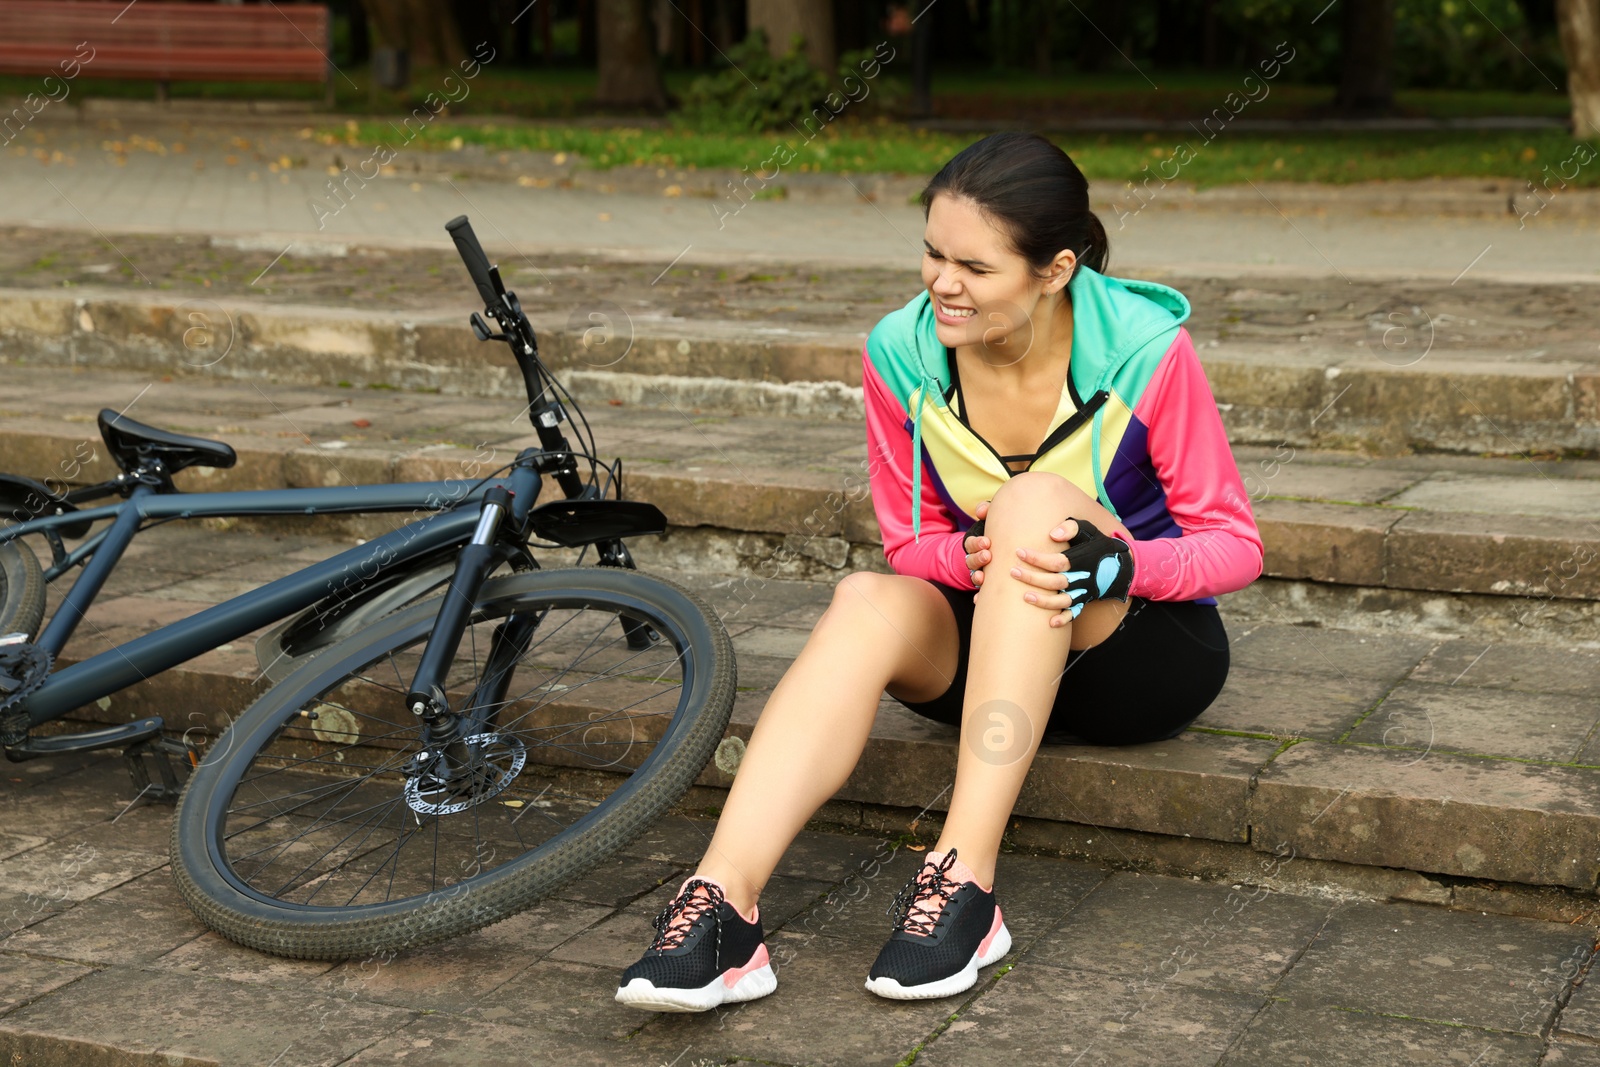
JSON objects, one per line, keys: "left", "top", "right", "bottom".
{"left": 925, "top": 249, "right": 988, "bottom": 275}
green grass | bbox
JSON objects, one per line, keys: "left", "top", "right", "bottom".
{"left": 334, "top": 115, "right": 1600, "bottom": 187}
{"left": 0, "top": 63, "right": 1572, "bottom": 121}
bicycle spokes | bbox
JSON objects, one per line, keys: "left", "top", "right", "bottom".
{"left": 217, "top": 599, "right": 689, "bottom": 908}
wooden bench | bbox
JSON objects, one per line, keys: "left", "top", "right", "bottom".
{"left": 0, "top": 1, "right": 333, "bottom": 104}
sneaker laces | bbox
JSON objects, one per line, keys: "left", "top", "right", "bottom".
{"left": 888, "top": 849, "right": 962, "bottom": 939}
{"left": 649, "top": 878, "right": 725, "bottom": 952}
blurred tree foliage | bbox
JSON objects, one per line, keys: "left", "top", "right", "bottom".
{"left": 975, "top": 0, "right": 1564, "bottom": 91}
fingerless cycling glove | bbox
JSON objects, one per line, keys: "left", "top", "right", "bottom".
{"left": 1059, "top": 519, "right": 1133, "bottom": 618}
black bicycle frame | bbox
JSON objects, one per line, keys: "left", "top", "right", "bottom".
{"left": 1, "top": 464, "right": 540, "bottom": 728}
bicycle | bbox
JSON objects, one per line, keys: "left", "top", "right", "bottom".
{"left": 0, "top": 216, "right": 737, "bottom": 959}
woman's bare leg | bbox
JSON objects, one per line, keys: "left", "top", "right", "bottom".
{"left": 934, "top": 471, "right": 1131, "bottom": 889}
{"left": 694, "top": 571, "right": 963, "bottom": 916}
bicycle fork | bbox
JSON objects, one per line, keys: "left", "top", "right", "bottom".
{"left": 402, "top": 485, "right": 533, "bottom": 794}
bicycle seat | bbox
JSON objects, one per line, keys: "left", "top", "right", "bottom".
{"left": 97, "top": 409, "right": 237, "bottom": 476}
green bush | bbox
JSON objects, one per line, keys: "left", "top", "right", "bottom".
{"left": 676, "top": 29, "right": 831, "bottom": 133}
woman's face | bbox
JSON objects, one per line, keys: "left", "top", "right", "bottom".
{"left": 921, "top": 193, "right": 1073, "bottom": 363}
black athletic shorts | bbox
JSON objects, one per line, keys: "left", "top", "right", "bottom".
{"left": 890, "top": 580, "right": 1231, "bottom": 746}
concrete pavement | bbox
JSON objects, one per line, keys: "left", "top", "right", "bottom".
{"left": 3, "top": 117, "right": 1598, "bottom": 283}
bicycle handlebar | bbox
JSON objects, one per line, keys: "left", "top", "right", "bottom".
{"left": 445, "top": 215, "right": 500, "bottom": 309}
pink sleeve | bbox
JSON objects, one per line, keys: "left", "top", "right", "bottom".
{"left": 1125, "top": 329, "right": 1265, "bottom": 601}
{"left": 863, "top": 348, "right": 976, "bottom": 590}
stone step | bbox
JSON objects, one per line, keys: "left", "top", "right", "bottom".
{"left": 3, "top": 365, "right": 1598, "bottom": 643}
{"left": 30, "top": 523, "right": 1600, "bottom": 904}
{"left": 1, "top": 284, "right": 1597, "bottom": 456}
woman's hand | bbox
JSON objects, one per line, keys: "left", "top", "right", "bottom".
{"left": 962, "top": 499, "right": 992, "bottom": 589}
{"left": 1010, "top": 517, "right": 1133, "bottom": 626}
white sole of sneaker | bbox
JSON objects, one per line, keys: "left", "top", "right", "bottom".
{"left": 615, "top": 961, "right": 778, "bottom": 1013}
{"left": 864, "top": 918, "right": 1012, "bottom": 1001}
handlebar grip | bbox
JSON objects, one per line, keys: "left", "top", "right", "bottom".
{"left": 445, "top": 215, "right": 499, "bottom": 308}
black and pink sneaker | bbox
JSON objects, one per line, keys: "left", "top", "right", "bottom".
{"left": 615, "top": 876, "right": 776, "bottom": 1012}
{"left": 865, "top": 848, "right": 1011, "bottom": 1000}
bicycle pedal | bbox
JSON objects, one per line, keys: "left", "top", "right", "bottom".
{"left": 124, "top": 734, "right": 197, "bottom": 803}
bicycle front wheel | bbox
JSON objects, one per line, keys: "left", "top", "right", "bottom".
{"left": 170, "top": 567, "right": 735, "bottom": 960}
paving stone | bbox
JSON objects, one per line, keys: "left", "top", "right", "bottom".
{"left": 1553, "top": 968, "right": 1600, "bottom": 1041}
{"left": 771, "top": 844, "right": 930, "bottom": 950}
{"left": 1015, "top": 731, "right": 1275, "bottom": 844}
{"left": 1391, "top": 472, "right": 1600, "bottom": 522}
{"left": 2, "top": 871, "right": 205, "bottom": 966}
{"left": 552, "top": 854, "right": 686, "bottom": 909}
{"left": 0, "top": 833, "right": 44, "bottom": 862}
{"left": 1249, "top": 741, "right": 1600, "bottom": 887}
{"left": 0, "top": 888, "right": 69, "bottom": 941}
{"left": 1412, "top": 639, "right": 1600, "bottom": 698}
{"left": 1270, "top": 900, "right": 1594, "bottom": 1033}
{"left": 69, "top": 803, "right": 178, "bottom": 857}
{"left": 1254, "top": 498, "right": 1397, "bottom": 586}
{"left": 649, "top": 566, "right": 834, "bottom": 628}
{"left": 614, "top": 814, "right": 720, "bottom": 866}
{"left": 471, "top": 958, "right": 646, "bottom": 1041}
{"left": 1252, "top": 460, "right": 1422, "bottom": 505}
{"left": 730, "top": 624, "right": 811, "bottom": 660}
{"left": 1196, "top": 666, "right": 1389, "bottom": 741}
{"left": 0, "top": 1031, "right": 217, "bottom": 1067}
{"left": 769, "top": 827, "right": 906, "bottom": 885}
{"left": 343, "top": 1014, "right": 665, "bottom": 1067}
{"left": 309, "top": 898, "right": 613, "bottom": 1013}
{"left": 1229, "top": 624, "right": 1437, "bottom": 681}
{"left": 0, "top": 965, "right": 414, "bottom": 1067}
{"left": 0, "top": 761, "right": 163, "bottom": 838}
{"left": 1027, "top": 871, "right": 1333, "bottom": 995}
{"left": 0, "top": 748, "right": 119, "bottom": 794}
{"left": 153, "top": 930, "right": 340, "bottom": 985}
{"left": 0, "top": 839, "right": 163, "bottom": 903}
{"left": 721, "top": 650, "right": 790, "bottom": 692}
{"left": 1387, "top": 510, "right": 1600, "bottom": 601}
{"left": 915, "top": 962, "right": 1264, "bottom": 1067}
{"left": 0, "top": 953, "right": 94, "bottom": 1014}
{"left": 972, "top": 850, "right": 1109, "bottom": 944}
{"left": 635, "top": 929, "right": 963, "bottom": 1067}
{"left": 1346, "top": 680, "right": 1600, "bottom": 762}
{"left": 1219, "top": 999, "right": 1543, "bottom": 1066}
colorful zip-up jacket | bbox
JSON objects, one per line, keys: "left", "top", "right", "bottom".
{"left": 863, "top": 264, "right": 1263, "bottom": 605}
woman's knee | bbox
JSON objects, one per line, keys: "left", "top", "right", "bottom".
{"left": 988, "top": 471, "right": 1128, "bottom": 542}
{"left": 990, "top": 471, "right": 1093, "bottom": 526}
{"left": 828, "top": 570, "right": 899, "bottom": 612}
{"left": 823, "top": 571, "right": 923, "bottom": 633}
{"left": 823, "top": 572, "right": 959, "bottom": 699}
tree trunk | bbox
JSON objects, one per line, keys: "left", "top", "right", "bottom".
{"left": 747, "top": 0, "right": 834, "bottom": 72}
{"left": 1335, "top": 0, "right": 1396, "bottom": 112}
{"left": 1035, "top": 0, "right": 1053, "bottom": 76}
{"left": 596, "top": 0, "right": 668, "bottom": 110}
{"left": 366, "top": 0, "right": 466, "bottom": 67}
{"left": 1556, "top": 0, "right": 1600, "bottom": 137}
{"left": 1202, "top": 0, "right": 1218, "bottom": 68}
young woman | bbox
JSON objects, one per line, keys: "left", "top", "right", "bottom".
{"left": 614, "top": 131, "right": 1264, "bottom": 1012}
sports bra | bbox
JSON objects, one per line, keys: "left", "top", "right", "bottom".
{"left": 944, "top": 345, "right": 1110, "bottom": 475}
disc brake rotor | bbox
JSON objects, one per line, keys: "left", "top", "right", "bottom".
{"left": 402, "top": 732, "right": 527, "bottom": 816}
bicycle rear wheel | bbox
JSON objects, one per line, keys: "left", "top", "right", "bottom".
{"left": 170, "top": 567, "right": 735, "bottom": 960}
{"left": 0, "top": 539, "right": 45, "bottom": 640}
